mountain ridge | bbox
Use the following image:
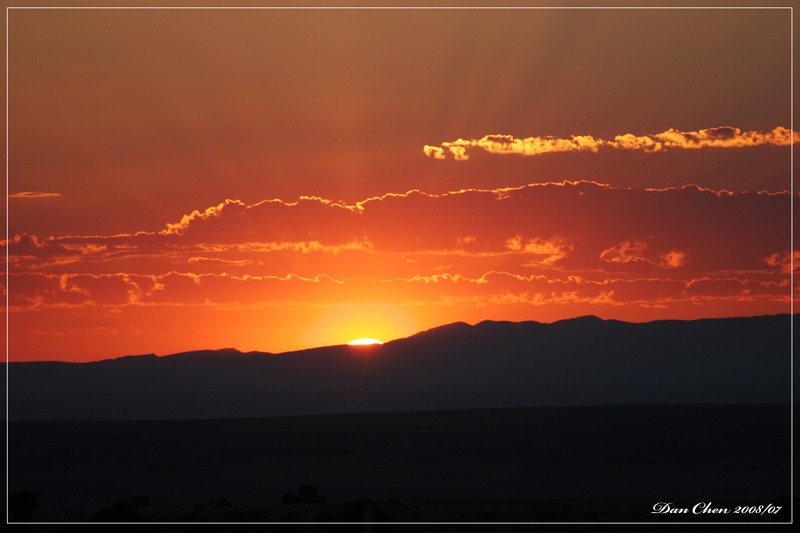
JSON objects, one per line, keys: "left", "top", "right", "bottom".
{"left": 7, "top": 314, "right": 793, "bottom": 420}
{"left": 10, "top": 313, "right": 789, "bottom": 364}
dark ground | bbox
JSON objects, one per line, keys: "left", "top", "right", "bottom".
{"left": 7, "top": 404, "right": 793, "bottom": 524}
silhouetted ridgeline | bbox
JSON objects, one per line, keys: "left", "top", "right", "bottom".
{"left": 7, "top": 314, "right": 793, "bottom": 420}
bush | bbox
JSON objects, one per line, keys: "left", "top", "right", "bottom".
{"left": 96, "top": 500, "right": 139, "bottom": 521}
{"left": 280, "top": 492, "right": 301, "bottom": 504}
{"left": 298, "top": 485, "right": 326, "bottom": 503}
{"left": 9, "top": 491, "right": 39, "bottom": 521}
{"left": 281, "top": 485, "right": 326, "bottom": 504}
{"left": 130, "top": 495, "right": 151, "bottom": 507}
{"left": 344, "top": 498, "right": 387, "bottom": 521}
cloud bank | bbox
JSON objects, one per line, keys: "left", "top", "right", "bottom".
{"left": 424, "top": 126, "right": 797, "bottom": 160}
{"left": 5, "top": 181, "right": 793, "bottom": 318}
{"left": 3, "top": 181, "right": 795, "bottom": 360}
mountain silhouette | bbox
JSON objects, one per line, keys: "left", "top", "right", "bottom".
{"left": 7, "top": 314, "right": 792, "bottom": 420}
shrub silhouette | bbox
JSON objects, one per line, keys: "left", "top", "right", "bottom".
{"left": 298, "top": 485, "right": 325, "bottom": 503}
{"left": 96, "top": 500, "right": 138, "bottom": 521}
{"left": 344, "top": 498, "right": 387, "bottom": 521}
{"left": 281, "top": 492, "right": 301, "bottom": 504}
{"left": 130, "top": 495, "right": 151, "bottom": 507}
{"left": 9, "top": 491, "right": 39, "bottom": 521}
{"left": 281, "top": 485, "right": 326, "bottom": 504}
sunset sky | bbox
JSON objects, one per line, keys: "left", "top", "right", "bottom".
{"left": 4, "top": 3, "right": 797, "bottom": 362}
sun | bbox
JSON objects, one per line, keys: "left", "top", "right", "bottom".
{"left": 347, "top": 338, "right": 384, "bottom": 346}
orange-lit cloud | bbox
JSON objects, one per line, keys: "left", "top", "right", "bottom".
{"left": 600, "top": 241, "right": 687, "bottom": 269}
{"left": 505, "top": 236, "right": 572, "bottom": 266}
{"left": 660, "top": 251, "right": 686, "bottom": 269}
{"left": 424, "top": 134, "right": 604, "bottom": 161}
{"left": 4, "top": 181, "right": 794, "bottom": 361}
{"left": 7, "top": 191, "right": 62, "bottom": 199}
{"left": 424, "top": 126, "right": 797, "bottom": 160}
{"left": 6, "top": 182, "right": 791, "bottom": 277}
{"left": 600, "top": 240, "right": 649, "bottom": 265}
{"left": 765, "top": 250, "right": 800, "bottom": 274}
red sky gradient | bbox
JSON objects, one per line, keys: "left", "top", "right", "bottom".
{"left": 4, "top": 4, "right": 797, "bottom": 362}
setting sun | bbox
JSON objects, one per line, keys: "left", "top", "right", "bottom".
{"left": 5, "top": 6, "right": 794, "bottom": 367}
{"left": 5, "top": 6, "right": 792, "bottom": 526}
{"left": 347, "top": 338, "right": 384, "bottom": 346}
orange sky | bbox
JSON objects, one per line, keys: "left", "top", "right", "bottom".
{"left": 4, "top": 4, "right": 797, "bottom": 361}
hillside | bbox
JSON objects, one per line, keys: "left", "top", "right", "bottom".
{"left": 7, "top": 314, "right": 793, "bottom": 420}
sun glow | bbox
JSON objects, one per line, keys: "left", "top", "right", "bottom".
{"left": 347, "top": 338, "right": 384, "bottom": 346}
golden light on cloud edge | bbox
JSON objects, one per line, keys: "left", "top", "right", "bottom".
{"left": 4, "top": 180, "right": 794, "bottom": 362}
{"left": 424, "top": 126, "right": 797, "bottom": 160}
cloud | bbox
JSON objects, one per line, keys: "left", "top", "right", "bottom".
{"left": 162, "top": 199, "right": 245, "bottom": 236}
{"left": 187, "top": 256, "right": 255, "bottom": 266}
{"left": 765, "top": 250, "right": 800, "bottom": 273}
{"left": 9, "top": 268, "right": 789, "bottom": 315}
{"left": 429, "top": 133, "right": 604, "bottom": 160}
{"left": 660, "top": 251, "right": 686, "bottom": 268}
{"left": 600, "top": 240, "right": 649, "bottom": 264}
{"left": 651, "top": 126, "right": 796, "bottom": 150}
{"left": 7, "top": 181, "right": 791, "bottom": 278}
{"left": 5, "top": 180, "right": 793, "bottom": 350}
{"left": 424, "top": 126, "right": 797, "bottom": 160}
{"left": 423, "top": 145, "right": 447, "bottom": 160}
{"left": 7, "top": 191, "right": 62, "bottom": 199}
{"left": 506, "top": 236, "right": 572, "bottom": 265}
{"left": 225, "top": 240, "right": 374, "bottom": 255}
{"left": 600, "top": 242, "right": 687, "bottom": 269}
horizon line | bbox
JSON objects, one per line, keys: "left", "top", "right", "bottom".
{"left": 6, "top": 312, "right": 793, "bottom": 364}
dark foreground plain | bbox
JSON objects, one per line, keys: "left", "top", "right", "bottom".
{"left": 8, "top": 404, "right": 792, "bottom": 524}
